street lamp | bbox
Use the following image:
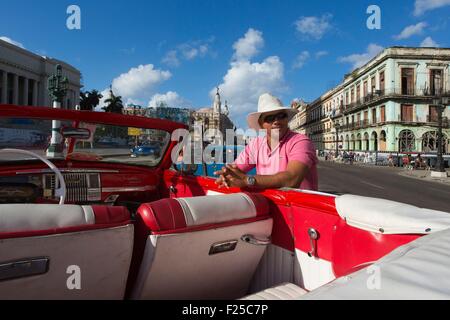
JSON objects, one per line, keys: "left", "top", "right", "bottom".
{"left": 431, "top": 96, "right": 449, "bottom": 177}
{"left": 334, "top": 121, "right": 340, "bottom": 158}
{"left": 47, "top": 64, "right": 69, "bottom": 158}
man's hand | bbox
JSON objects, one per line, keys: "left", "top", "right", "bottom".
{"left": 214, "top": 164, "right": 248, "bottom": 188}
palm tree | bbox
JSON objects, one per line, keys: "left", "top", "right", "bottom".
{"left": 79, "top": 90, "right": 103, "bottom": 111}
{"left": 88, "top": 90, "right": 103, "bottom": 110}
{"left": 79, "top": 91, "right": 90, "bottom": 110}
{"left": 103, "top": 89, "right": 124, "bottom": 114}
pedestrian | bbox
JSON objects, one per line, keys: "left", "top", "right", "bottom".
{"left": 215, "top": 93, "right": 318, "bottom": 190}
{"left": 388, "top": 153, "right": 394, "bottom": 167}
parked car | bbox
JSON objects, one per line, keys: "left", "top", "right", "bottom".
{"left": 175, "top": 145, "right": 256, "bottom": 177}
{"left": 2, "top": 104, "right": 450, "bottom": 300}
{"left": 130, "top": 141, "right": 161, "bottom": 157}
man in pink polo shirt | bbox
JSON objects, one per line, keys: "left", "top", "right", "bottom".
{"left": 215, "top": 93, "right": 318, "bottom": 190}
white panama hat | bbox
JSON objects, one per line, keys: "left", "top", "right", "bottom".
{"left": 247, "top": 93, "right": 298, "bottom": 130}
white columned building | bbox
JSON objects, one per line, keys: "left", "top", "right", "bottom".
{"left": 0, "top": 38, "right": 81, "bottom": 108}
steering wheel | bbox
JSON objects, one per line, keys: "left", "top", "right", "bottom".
{"left": 0, "top": 148, "right": 66, "bottom": 204}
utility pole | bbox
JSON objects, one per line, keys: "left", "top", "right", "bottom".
{"left": 46, "top": 64, "right": 69, "bottom": 158}
{"left": 431, "top": 96, "right": 449, "bottom": 178}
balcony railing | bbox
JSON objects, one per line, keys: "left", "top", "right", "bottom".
{"left": 425, "top": 116, "right": 449, "bottom": 128}
{"left": 423, "top": 87, "right": 450, "bottom": 97}
{"left": 339, "top": 119, "right": 374, "bottom": 131}
{"left": 339, "top": 87, "right": 450, "bottom": 115}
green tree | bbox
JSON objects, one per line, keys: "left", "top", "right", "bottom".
{"left": 80, "top": 90, "right": 103, "bottom": 111}
{"left": 102, "top": 89, "right": 124, "bottom": 114}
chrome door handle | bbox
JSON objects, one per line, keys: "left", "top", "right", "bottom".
{"left": 241, "top": 234, "right": 271, "bottom": 246}
{"left": 169, "top": 185, "right": 177, "bottom": 194}
{"left": 307, "top": 228, "right": 319, "bottom": 258}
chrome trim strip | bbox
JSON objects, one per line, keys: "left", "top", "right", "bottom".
{"left": 16, "top": 169, "right": 119, "bottom": 175}
{"left": 102, "top": 186, "right": 156, "bottom": 193}
{"left": 279, "top": 188, "right": 339, "bottom": 198}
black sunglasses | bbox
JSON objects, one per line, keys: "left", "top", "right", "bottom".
{"left": 263, "top": 112, "right": 288, "bottom": 123}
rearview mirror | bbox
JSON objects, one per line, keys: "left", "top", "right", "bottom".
{"left": 61, "top": 127, "right": 91, "bottom": 140}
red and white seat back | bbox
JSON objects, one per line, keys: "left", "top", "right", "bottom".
{"left": 0, "top": 204, "right": 134, "bottom": 300}
{"left": 130, "top": 192, "right": 273, "bottom": 300}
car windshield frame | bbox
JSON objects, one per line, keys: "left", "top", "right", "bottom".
{"left": 0, "top": 105, "right": 188, "bottom": 169}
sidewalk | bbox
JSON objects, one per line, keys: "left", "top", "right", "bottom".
{"left": 398, "top": 168, "right": 450, "bottom": 186}
{"left": 320, "top": 157, "right": 450, "bottom": 186}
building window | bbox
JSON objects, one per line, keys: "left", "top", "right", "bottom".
{"left": 430, "top": 69, "right": 443, "bottom": 95}
{"left": 351, "top": 89, "right": 355, "bottom": 103}
{"left": 356, "top": 84, "right": 361, "bottom": 102}
{"left": 363, "top": 81, "right": 368, "bottom": 98}
{"left": 371, "top": 76, "right": 376, "bottom": 93}
{"left": 422, "top": 131, "right": 448, "bottom": 153}
{"left": 401, "top": 104, "right": 414, "bottom": 122}
{"left": 401, "top": 68, "right": 415, "bottom": 95}
{"left": 379, "top": 71, "right": 385, "bottom": 92}
{"left": 380, "top": 105, "right": 385, "bottom": 122}
{"left": 372, "top": 108, "right": 377, "bottom": 124}
{"left": 399, "top": 130, "right": 415, "bottom": 152}
{"left": 428, "top": 105, "right": 439, "bottom": 122}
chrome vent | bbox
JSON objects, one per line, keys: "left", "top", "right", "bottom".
{"left": 43, "top": 173, "right": 101, "bottom": 203}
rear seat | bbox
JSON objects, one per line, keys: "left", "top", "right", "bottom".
{"left": 0, "top": 204, "right": 134, "bottom": 300}
{"left": 241, "top": 283, "right": 308, "bottom": 300}
{"left": 130, "top": 192, "right": 273, "bottom": 300}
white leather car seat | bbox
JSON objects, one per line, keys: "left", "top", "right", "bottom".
{"left": 0, "top": 204, "right": 134, "bottom": 300}
{"left": 130, "top": 192, "right": 273, "bottom": 300}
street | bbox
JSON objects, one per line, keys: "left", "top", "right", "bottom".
{"left": 318, "top": 161, "right": 450, "bottom": 212}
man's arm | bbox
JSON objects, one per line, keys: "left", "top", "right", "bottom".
{"left": 218, "top": 161, "right": 309, "bottom": 189}
{"left": 250, "top": 161, "right": 309, "bottom": 188}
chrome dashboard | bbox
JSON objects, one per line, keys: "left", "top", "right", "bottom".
{"left": 0, "top": 167, "right": 158, "bottom": 206}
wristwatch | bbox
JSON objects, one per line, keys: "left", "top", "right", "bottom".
{"left": 246, "top": 175, "right": 256, "bottom": 187}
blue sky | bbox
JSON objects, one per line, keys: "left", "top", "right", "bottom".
{"left": 1, "top": 0, "right": 450, "bottom": 128}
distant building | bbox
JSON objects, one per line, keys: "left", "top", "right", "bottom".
{"left": 289, "top": 99, "right": 308, "bottom": 135}
{"left": 123, "top": 103, "right": 193, "bottom": 127}
{"left": 123, "top": 104, "right": 146, "bottom": 116}
{"left": 290, "top": 47, "right": 450, "bottom": 154}
{"left": 147, "top": 105, "right": 193, "bottom": 127}
{"left": 192, "top": 88, "right": 235, "bottom": 144}
{"left": 121, "top": 89, "right": 235, "bottom": 145}
{"left": 0, "top": 38, "right": 81, "bottom": 109}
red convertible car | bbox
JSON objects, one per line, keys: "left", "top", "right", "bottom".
{"left": 1, "top": 104, "right": 450, "bottom": 300}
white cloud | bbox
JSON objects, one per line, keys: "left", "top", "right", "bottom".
{"left": 94, "top": 88, "right": 111, "bottom": 112}
{"left": 414, "top": 0, "right": 450, "bottom": 16}
{"left": 162, "top": 50, "right": 180, "bottom": 67}
{"left": 420, "top": 36, "right": 439, "bottom": 47}
{"left": 315, "top": 51, "right": 329, "bottom": 59}
{"left": 339, "top": 44, "right": 384, "bottom": 70}
{"left": 111, "top": 64, "right": 171, "bottom": 100}
{"left": 292, "top": 51, "right": 310, "bottom": 69}
{"left": 162, "top": 38, "right": 214, "bottom": 67}
{"left": 232, "top": 28, "right": 264, "bottom": 61}
{"left": 212, "top": 57, "right": 286, "bottom": 128}
{"left": 210, "top": 29, "right": 287, "bottom": 128}
{"left": 394, "top": 22, "right": 427, "bottom": 40}
{"left": 148, "top": 91, "right": 189, "bottom": 108}
{"left": 0, "top": 36, "right": 25, "bottom": 49}
{"left": 294, "top": 14, "right": 332, "bottom": 40}
{"left": 179, "top": 43, "right": 210, "bottom": 60}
